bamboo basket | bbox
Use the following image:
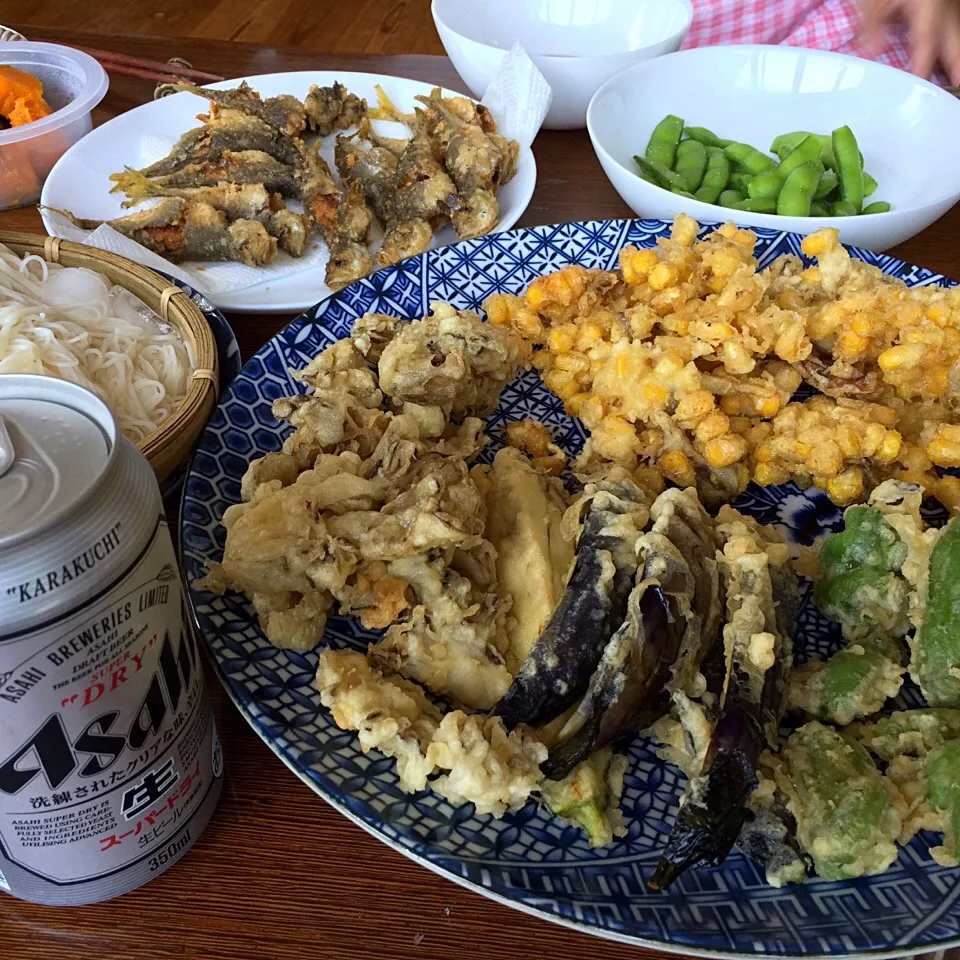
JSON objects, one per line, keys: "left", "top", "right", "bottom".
{"left": 0, "top": 231, "right": 218, "bottom": 483}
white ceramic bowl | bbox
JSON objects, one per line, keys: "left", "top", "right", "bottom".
{"left": 0, "top": 42, "right": 108, "bottom": 210}
{"left": 587, "top": 45, "right": 960, "bottom": 252}
{"left": 432, "top": 0, "right": 692, "bottom": 130}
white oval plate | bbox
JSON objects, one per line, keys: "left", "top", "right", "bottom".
{"left": 40, "top": 70, "right": 537, "bottom": 314}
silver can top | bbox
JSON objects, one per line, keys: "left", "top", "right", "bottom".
{"left": 0, "top": 375, "right": 116, "bottom": 549}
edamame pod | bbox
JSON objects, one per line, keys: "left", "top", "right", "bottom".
{"left": 730, "top": 171, "right": 754, "bottom": 193}
{"left": 810, "top": 201, "right": 829, "bottom": 217}
{"left": 776, "top": 161, "right": 823, "bottom": 217}
{"left": 771, "top": 131, "right": 807, "bottom": 157}
{"left": 675, "top": 138, "right": 708, "bottom": 192}
{"left": 831, "top": 200, "right": 857, "bottom": 217}
{"left": 719, "top": 189, "right": 745, "bottom": 208}
{"left": 777, "top": 135, "right": 823, "bottom": 180}
{"left": 684, "top": 126, "right": 730, "bottom": 148}
{"left": 863, "top": 172, "right": 878, "bottom": 198}
{"left": 813, "top": 168, "right": 839, "bottom": 200}
{"left": 747, "top": 170, "right": 783, "bottom": 200}
{"left": 772, "top": 132, "right": 835, "bottom": 169}
{"left": 735, "top": 197, "right": 778, "bottom": 213}
{"left": 862, "top": 201, "right": 891, "bottom": 215}
{"left": 832, "top": 125, "right": 864, "bottom": 213}
{"left": 724, "top": 142, "right": 776, "bottom": 175}
{"left": 696, "top": 151, "right": 731, "bottom": 204}
{"left": 634, "top": 155, "right": 689, "bottom": 192}
{"left": 645, "top": 115, "right": 684, "bottom": 169}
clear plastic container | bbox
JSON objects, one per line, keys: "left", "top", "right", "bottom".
{"left": 0, "top": 42, "right": 108, "bottom": 210}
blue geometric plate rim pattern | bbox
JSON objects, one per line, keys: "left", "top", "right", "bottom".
{"left": 180, "top": 218, "right": 960, "bottom": 959}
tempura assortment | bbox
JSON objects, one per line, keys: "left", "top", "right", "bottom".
{"left": 54, "top": 80, "right": 519, "bottom": 286}
{"left": 206, "top": 216, "right": 960, "bottom": 891}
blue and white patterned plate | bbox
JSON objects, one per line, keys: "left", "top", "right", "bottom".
{"left": 180, "top": 220, "right": 960, "bottom": 959}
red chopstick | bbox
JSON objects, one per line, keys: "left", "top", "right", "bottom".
{"left": 66, "top": 45, "right": 225, "bottom": 84}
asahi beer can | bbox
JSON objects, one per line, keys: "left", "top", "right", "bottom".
{"left": 0, "top": 374, "right": 223, "bottom": 905}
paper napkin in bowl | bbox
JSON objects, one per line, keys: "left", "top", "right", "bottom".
{"left": 481, "top": 43, "right": 553, "bottom": 150}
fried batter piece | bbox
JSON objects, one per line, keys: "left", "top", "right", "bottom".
{"left": 378, "top": 302, "right": 531, "bottom": 418}
{"left": 46, "top": 198, "right": 277, "bottom": 266}
{"left": 504, "top": 420, "right": 567, "bottom": 476}
{"left": 317, "top": 649, "right": 546, "bottom": 815}
{"left": 491, "top": 214, "right": 960, "bottom": 511}
{"left": 204, "top": 306, "right": 540, "bottom": 711}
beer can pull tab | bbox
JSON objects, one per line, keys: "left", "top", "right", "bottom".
{"left": 0, "top": 415, "right": 13, "bottom": 479}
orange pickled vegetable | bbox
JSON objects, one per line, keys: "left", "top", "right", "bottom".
{"left": 0, "top": 65, "right": 53, "bottom": 127}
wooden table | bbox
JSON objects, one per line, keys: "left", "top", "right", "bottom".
{"left": 2, "top": 26, "right": 958, "bottom": 960}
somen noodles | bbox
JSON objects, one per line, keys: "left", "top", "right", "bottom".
{"left": 0, "top": 242, "right": 195, "bottom": 443}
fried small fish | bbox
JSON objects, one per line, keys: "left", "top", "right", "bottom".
{"left": 46, "top": 198, "right": 277, "bottom": 266}
{"left": 139, "top": 115, "right": 305, "bottom": 177}
{"left": 324, "top": 180, "right": 374, "bottom": 291}
{"left": 108, "top": 169, "right": 309, "bottom": 257}
{"left": 304, "top": 82, "right": 366, "bottom": 136}
{"left": 414, "top": 89, "right": 519, "bottom": 240}
{"left": 361, "top": 117, "right": 458, "bottom": 226}
{"left": 358, "top": 118, "right": 456, "bottom": 268}
{"left": 296, "top": 142, "right": 340, "bottom": 232}
{"left": 114, "top": 150, "right": 301, "bottom": 198}
{"left": 335, "top": 131, "right": 397, "bottom": 224}
{"left": 416, "top": 90, "right": 514, "bottom": 192}
{"left": 376, "top": 218, "right": 434, "bottom": 268}
{"left": 175, "top": 81, "right": 307, "bottom": 137}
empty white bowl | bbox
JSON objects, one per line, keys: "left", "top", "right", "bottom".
{"left": 432, "top": 0, "right": 693, "bottom": 130}
{"left": 587, "top": 45, "right": 960, "bottom": 252}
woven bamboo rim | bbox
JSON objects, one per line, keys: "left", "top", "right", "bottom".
{"left": 0, "top": 231, "right": 218, "bottom": 483}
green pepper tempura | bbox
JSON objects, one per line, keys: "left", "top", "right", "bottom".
{"left": 776, "top": 722, "right": 904, "bottom": 881}
{"left": 813, "top": 506, "right": 911, "bottom": 648}
{"left": 910, "top": 519, "right": 960, "bottom": 706}
{"left": 856, "top": 709, "right": 960, "bottom": 866}
{"left": 854, "top": 708, "right": 960, "bottom": 761}
{"left": 788, "top": 646, "right": 904, "bottom": 726}
{"left": 540, "top": 747, "right": 628, "bottom": 848}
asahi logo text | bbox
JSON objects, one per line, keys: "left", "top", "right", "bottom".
{"left": 6, "top": 523, "right": 123, "bottom": 604}
{"left": 0, "top": 626, "right": 196, "bottom": 796}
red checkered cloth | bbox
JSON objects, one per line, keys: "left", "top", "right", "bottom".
{"left": 681, "top": 0, "right": 917, "bottom": 74}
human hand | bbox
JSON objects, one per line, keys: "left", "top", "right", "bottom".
{"left": 861, "top": 0, "right": 960, "bottom": 84}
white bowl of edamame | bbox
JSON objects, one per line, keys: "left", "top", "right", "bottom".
{"left": 586, "top": 45, "right": 960, "bottom": 251}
